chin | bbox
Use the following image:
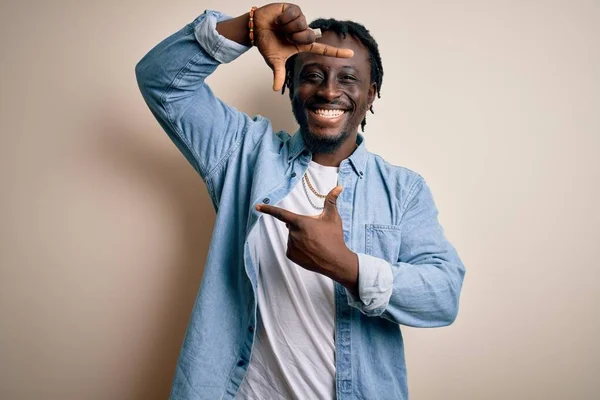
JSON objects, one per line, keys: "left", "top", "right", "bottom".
{"left": 300, "top": 126, "right": 351, "bottom": 154}
{"left": 309, "top": 125, "right": 344, "bottom": 139}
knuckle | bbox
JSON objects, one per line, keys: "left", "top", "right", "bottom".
{"left": 301, "top": 34, "right": 314, "bottom": 44}
{"left": 291, "top": 18, "right": 303, "bottom": 30}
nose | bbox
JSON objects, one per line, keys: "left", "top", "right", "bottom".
{"left": 316, "top": 75, "right": 342, "bottom": 102}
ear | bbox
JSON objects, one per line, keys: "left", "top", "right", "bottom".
{"left": 367, "top": 82, "right": 377, "bottom": 109}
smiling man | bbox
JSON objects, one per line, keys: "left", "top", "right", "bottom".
{"left": 136, "top": 4, "right": 465, "bottom": 400}
{"left": 286, "top": 27, "right": 377, "bottom": 163}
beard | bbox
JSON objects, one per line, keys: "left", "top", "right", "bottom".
{"left": 299, "top": 126, "right": 352, "bottom": 154}
{"left": 291, "top": 97, "right": 353, "bottom": 154}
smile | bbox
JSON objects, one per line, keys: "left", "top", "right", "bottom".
{"left": 313, "top": 109, "right": 347, "bottom": 119}
{"left": 309, "top": 109, "right": 348, "bottom": 125}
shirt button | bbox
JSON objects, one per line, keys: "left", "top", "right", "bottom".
{"left": 248, "top": 325, "right": 254, "bottom": 333}
{"left": 237, "top": 360, "right": 245, "bottom": 367}
{"left": 262, "top": 198, "right": 270, "bottom": 204}
{"left": 291, "top": 172, "right": 296, "bottom": 178}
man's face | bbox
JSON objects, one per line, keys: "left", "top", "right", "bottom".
{"left": 290, "top": 31, "right": 376, "bottom": 153}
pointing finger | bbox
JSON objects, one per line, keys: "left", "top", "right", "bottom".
{"left": 256, "top": 204, "right": 301, "bottom": 226}
{"left": 297, "top": 42, "right": 354, "bottom": 58}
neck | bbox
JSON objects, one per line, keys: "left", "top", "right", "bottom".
{"left": 311, "top": 133, "right": 358, "bottom": 167}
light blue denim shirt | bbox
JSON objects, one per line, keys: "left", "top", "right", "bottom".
{"left": 136, "top": 10, "right": 465, "bottom": 400}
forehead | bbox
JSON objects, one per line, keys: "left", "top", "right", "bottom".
{"left": 295, "top": 30, "right": 371, "bottom": 73}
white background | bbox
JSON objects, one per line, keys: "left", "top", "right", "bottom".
{"left": 1, "top": 0, "right": 598, "bottom": 398}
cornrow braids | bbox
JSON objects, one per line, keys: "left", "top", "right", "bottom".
{"left": 282, "top": 18, "right": 383, "bottom": 132}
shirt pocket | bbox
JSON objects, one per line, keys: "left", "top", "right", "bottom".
{"left": 365, "top": 224, "right": 402, "bottom": 264}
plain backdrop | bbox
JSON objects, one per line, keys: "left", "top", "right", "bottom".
{"left": 1, "top": 0, "right": 599, "bottom": 399}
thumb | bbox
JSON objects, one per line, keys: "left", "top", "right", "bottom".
{"left": 322, "top": 186, "right": 343, "bottom": 219}
{"left": 271, "top": 59, "right": 287, "bottom": 91}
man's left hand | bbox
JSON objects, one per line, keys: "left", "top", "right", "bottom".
{"left": 256, "top": 186, "right": 359, "bottom": 293}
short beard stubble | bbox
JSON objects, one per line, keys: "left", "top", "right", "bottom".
{"left": 292, "top": 99, "right": 354, "bottom": 155}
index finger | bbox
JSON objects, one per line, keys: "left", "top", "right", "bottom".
{"left": 297, "top": 42, "right": 354, "bottom": 59}
{"left": 256, "top": 204, "right": 301, "bottom": 226}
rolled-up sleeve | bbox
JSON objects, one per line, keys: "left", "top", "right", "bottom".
{"left": 347, "top": 178, "right": 466, "bottom": 327}
{"left": 193, "top": 10, "right": 250, "bottom": 63}
{"left": 345, "top": 254, "right": 393, "bottom": 316}
{"left": 135, "top": 10, "right": 263, "bottom": 207}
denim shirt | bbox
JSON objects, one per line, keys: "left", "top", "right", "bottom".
{"left": 135, "top": 10, "right": 465, "bottom": 400}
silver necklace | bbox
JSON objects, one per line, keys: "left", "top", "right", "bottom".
{"left": 301, "top": 173, "right": 324, "bottom": 210}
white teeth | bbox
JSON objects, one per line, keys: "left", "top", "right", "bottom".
{"left": 314, "top": 109, "right": 345, "bottom": 119}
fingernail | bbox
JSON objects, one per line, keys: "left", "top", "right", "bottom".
{"left": 312, "top": 28, "right": 322, "bottom": 39}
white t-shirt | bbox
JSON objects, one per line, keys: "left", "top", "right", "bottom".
{"left": 237, "top": 160, "right": 340, "bottom": 400}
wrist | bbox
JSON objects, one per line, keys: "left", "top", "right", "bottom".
{"left": 215, "top": 12, "right": 252, "bottom": 47}
{"left": 328, "top": 249, "right": 359, "bottom": 295}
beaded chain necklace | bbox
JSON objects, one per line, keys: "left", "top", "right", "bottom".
{"left": 301, "top": 173, "right": 327, "bottom": 210}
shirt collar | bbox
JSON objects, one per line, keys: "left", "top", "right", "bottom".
{"left": 287, "top": 130, "right": 369, "bottom": 177}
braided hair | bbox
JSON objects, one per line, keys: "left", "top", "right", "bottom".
{"left": 282, "top": 18, "right": 383, "bottom": 132}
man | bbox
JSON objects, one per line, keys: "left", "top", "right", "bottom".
{"left": 136, "top": 4, "right": 465, "bottom": 399}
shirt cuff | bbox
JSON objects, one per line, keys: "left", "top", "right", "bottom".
{"left": 345, "top": 253, "right": 393, "bottom": 316}
{"left": 193, "top": 10, "right": 251, "bottom": 64}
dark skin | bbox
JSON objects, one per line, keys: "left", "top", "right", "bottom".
{"left": 290, "top": 30, "right": 376, "bottom": 166}
{"left": 217, "top": 3, "right": 377, "bottom": 295}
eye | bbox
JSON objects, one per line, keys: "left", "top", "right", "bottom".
{"left": 340, "top": 75, "right": 357, "bottom": 83}
{"left": 301, "top": 72, "right": 323, "bottom": 82}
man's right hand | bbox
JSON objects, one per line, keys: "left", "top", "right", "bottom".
{"left": 253, "top": 3, "right": 354, "bottom": 91}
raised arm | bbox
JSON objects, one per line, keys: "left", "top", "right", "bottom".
{"left": 135, "top": 10, "right": 253, "bottom": 183}
{"left": 218, "top": 4, "right": 354, "bottom": 90}
{"left": 135, "top": 5, "right": 354, "bottom": 189}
